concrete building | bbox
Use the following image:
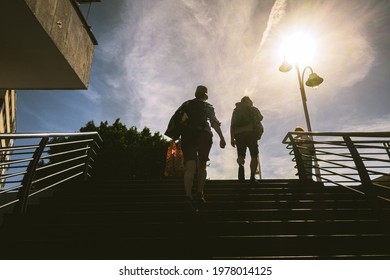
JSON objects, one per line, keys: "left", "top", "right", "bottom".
{"left": 0, "top": 0, "right": 99, "bottom": 131}
{"left": 0, "top": 0, "right": 99, "bottom": 90}
{"left": 0, "top": 0, "right": 99, "bottom": 187}
{"left": 0, "top": 90, "right": 16, "bottom": 136}
{"left": 0, "top": 90, "right": 16, "bottom": 187}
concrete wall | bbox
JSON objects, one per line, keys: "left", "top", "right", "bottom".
{"left": 25, "top": 0, "right": 95, "bottom": 88}
{"left": 0, "top": 0, "right": 96, "bottom": 89}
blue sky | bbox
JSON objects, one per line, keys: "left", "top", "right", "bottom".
{"left": 17, "top": 0, "right": 390, "bottom": 179}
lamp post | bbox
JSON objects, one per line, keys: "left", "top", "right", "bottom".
{"left": 279, "top": 61, "right": 323, "bottom": 132}
{"left": 279, "top": 60, "right": 324, "bottom": 181}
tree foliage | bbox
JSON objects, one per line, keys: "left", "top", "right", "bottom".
{"left": 80, "top": 119, "right": 170, "bottom": 180}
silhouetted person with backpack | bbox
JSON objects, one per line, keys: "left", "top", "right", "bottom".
{"left": 180, "top": 85, "right": 226, "bottom": 212}
{"left": 230, "top": 96, "right": 263, "bottom": 184}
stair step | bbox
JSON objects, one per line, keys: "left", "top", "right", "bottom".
{"left": 7, "top": 207, "right": 389, "bottom": 224}
{"left": 4, "top": 219, "right": 388, "bottom": 239}
{"left": 34, "top": 200, "right": 373, "bottom": 212}
{"left": 3, "top": 234, "right": 389, "bottom": 260}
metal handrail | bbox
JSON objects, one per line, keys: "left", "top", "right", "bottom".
{"left": 283, "top": 131, "right": 390, "bottom": 202}
{"left": 0, "top": 132, "right": 102, "bottom": 213}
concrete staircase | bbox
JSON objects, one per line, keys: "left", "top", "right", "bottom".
{"left": 1, "top": 178, "right": 390, "bottom": 259}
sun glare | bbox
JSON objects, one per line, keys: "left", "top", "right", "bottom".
{"left": 280, "top": 32, "right": 316, "bottom": 66}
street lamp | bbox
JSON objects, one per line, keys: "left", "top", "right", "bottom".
{"left": 279, "top": 60, "right": 324, "bottom": 182}
{"left": 278, "top": 60, "right": 323, "bottom": 132}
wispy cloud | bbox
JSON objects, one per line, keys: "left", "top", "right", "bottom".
{"left": 254, "top": 0, "right": 287, "bottom": 60}
{"left": 91, "top": 0, "right": 386, "bottom": 179}
{"left": 340, "top": 114, "right": 390, "bottom": 132}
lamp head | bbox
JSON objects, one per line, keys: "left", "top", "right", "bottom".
{"left": 278, "top": 61, "right": 293, "bottom": 73}
{"left": 305, "top": 72, "right": 324, "bottom": 87}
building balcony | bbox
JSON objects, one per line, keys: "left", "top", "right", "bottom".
{"left": 0, "top": 0, "right": 98, "bottom": 90}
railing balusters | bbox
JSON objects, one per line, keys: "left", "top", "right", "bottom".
{"left": 0, "top": 132, "right": 102, "bottom": 213}
{"left": 283, "top": 131, "right": 390, "bottom": 203}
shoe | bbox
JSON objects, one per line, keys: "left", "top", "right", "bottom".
{"left": 238, "top": 165, "right": 245, "bottom": 182}
{"left": 195, "top": 192, "right": 206, "bottom": 204}
{"left": 184, "top": 197, "right": 198, "bottom": 213}
{"left": 250, "top": 176, "right": 258, "bottom": 185}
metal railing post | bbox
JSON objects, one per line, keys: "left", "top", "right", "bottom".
{"left": 15, "top": 137, "right": 49, "bottom": 214}
{"left": 312, "top": 151, "right": 322, "bottom": 183}
{"left": 288, "top": 134, "right": 307, "bottom": 181}
{"left": 83, "top": 143, "right": 94, "bottom": 181}
{"left": 343, "top": 136, "right": 375, "bottom": 198}
{"left": 384, "top": 142, "right": 390, "bottom": 160}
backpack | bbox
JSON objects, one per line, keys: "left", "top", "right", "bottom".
{"left": 164, "top": 105, "right": 189, "bottom": 140}
{"left": 250, "top": 107, "right": 264, "bottom": 140}
{"left": 233, "top": 105, "right": 264, "bottom": 140}
{"left": 253, "top": 118, "right": 264, "bottom": 140}
{"left": 164, "top": 99, "right": 207, "bottom": 140}
{"left": 234, "top": 106, "right": 252, "bottom": 128}
{"left": 184, "top": 99, "right": 208, "bottom": 132}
